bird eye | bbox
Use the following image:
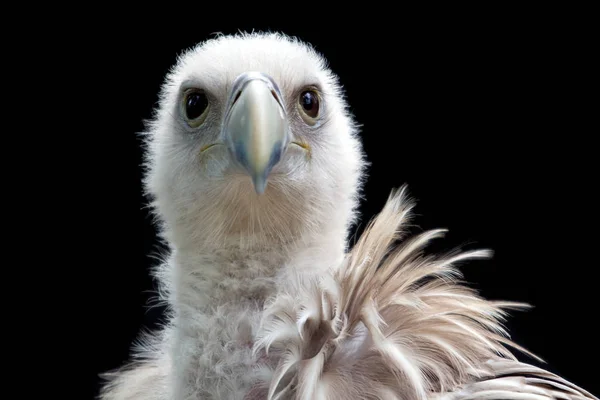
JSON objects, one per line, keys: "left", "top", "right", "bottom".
{"left": 298, "top": 89, "right": 320, "bottom": 125}
{"left": 183, "top": 89, "right": 209, "bottom": 127}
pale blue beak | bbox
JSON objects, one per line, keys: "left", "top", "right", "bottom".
{"left": 222, "top": 72, "right": 290, "bottom": 194}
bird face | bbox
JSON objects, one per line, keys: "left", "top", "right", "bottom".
{"left": 145, "top": 33, "right": 364, "bottom": 248}
{"left": 188, "top": 70, "right": 314, "bottom": 195}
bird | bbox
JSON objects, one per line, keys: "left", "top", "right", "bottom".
{"left": 98, "top": 32, "right": 597, "bottom": 400}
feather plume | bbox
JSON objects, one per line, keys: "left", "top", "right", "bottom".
{"left": 431, "top": 359, "right": 598, "bottom": 400}
{"left": 255, "top": 185, "right": 598, "bottom": 400}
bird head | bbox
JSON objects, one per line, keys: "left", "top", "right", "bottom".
{"left": 144, "top": 33, "right": 365, "bottom": 250}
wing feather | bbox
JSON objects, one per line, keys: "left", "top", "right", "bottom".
{"left": 255, "top": 185, "right": 597, "bottom": 400}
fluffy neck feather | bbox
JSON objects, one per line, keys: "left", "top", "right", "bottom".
{"left": 170, "top": 224, "right": 349, "bottom": 312}
{"left": 159, "top": 201, "right": 352, "bottom": 399}
{"left": 148, "top": 167, "right": 361, "bottom": 308}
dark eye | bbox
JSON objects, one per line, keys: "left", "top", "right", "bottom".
{"left": 183, "top": 89, "right": 209, "bottom": 126}
{"left": 298, "top": 90, "right": 320, "bottom": 122}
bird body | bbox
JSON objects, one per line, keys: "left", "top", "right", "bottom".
{"left": 99, "top": 32, "right": 596, "bottom": 400}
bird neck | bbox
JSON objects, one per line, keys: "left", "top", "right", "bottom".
{"left": 170, "top": 228, "right": 346, "bottom": 312}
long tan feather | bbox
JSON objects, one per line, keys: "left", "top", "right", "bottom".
{"left": 255, "top": 185, "right": 597, "bottom": 400}
{"left": 432, "top": 359, "right": 597, "bottom": 400}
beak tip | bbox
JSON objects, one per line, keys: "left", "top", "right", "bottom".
{"left": 252, "top": 175, "right": 268, "bottom": 195}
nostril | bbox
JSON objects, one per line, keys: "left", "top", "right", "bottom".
{"left": 232, "top": 91, "right": 242, "bottom": 106}
{"left": 271, "top": 89, "right": 285, "bottom": 109}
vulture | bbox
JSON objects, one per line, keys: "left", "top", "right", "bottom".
{"left": 99, "top": 32, "right": 597, "bottom": 400}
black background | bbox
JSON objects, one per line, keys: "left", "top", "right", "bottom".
{"left": 81, "top": 11, "right": 598, "bottom": 400}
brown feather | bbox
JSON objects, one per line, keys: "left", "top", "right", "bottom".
{"left": 255, "top": 185, "right": 597, "bottom": 400}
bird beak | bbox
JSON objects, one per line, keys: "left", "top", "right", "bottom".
{"left": 222, "top": 72, "right": 290, "bottom": 194}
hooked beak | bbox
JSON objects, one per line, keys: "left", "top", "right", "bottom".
{"left": 222, "top": 72, "right": 290, "bottom": 194}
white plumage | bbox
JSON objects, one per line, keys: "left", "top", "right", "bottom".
{"left": 99, "top": 32, "right": 596, "bottom": 400}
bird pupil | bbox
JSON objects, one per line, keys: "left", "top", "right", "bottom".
{"left": 300, "top": 91, "right": 320, "bottom": 120}
{"left": 186, "top": 92, "right": 208, "bottom": 120}
{"left": 302, "top": 92, "right": 316, "bottom": 111}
